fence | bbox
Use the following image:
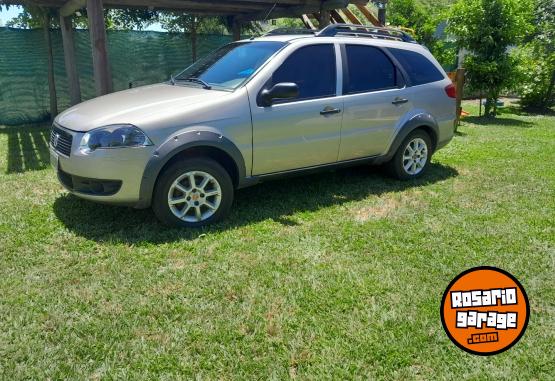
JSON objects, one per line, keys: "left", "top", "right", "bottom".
{"left": 0, "top": 27, "right": 233, "bottom": 125}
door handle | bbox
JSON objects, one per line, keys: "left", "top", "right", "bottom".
{"left": 392, "top": 98, "right": 409, "bottom": 105}
{"left": 320, "top": 106, "right": 341, "bottom": 115}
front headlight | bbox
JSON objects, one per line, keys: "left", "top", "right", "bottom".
{"left": 80, "top": 124, "right": 153, "bottom": 153}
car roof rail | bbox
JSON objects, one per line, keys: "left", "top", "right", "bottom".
{"left": 316, "top": 23, "right": 417, "bottom": 43}
{"left": 264, "top": 28, "right": 317, "bottom": 36}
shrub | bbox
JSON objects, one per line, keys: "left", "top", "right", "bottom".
{"left": 513, "top": 46, "right": 555, "bottom": 110}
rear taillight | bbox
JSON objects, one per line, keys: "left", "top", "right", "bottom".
{"left": 445, "top": 83, "right": 457, "bottom": 98}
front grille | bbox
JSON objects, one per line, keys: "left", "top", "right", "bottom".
{"left": 50, "top": 125, "right": 73, "bottom": 156}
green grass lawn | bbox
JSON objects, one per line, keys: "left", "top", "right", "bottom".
{"left": 0, "top": 104, "right": 553, "bottom": 379}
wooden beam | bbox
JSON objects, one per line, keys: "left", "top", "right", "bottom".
{"left": 8, "top": 0, "right": 370, "bottom": 17}
{"left": 60, "top": 15, "right": 81, "bottom": 105}
{"left": 6, "top": 0, "right": 325, "bottom": 8}
{"left": 43, "top": 11, "right": 58, "bottom": 119}
{"left": 341, "top": 7, "right": 362, "bottom": 24}
{"left": 330, "top": 9, "right": 346, "bottom": 23}
{"left": 3, "top": 0, "right": 251, "bottom": 14}
{"left": 237, "top": 0, "right": 364, "bottom": 22}
{"left": 355, "top": 4, "right": 380, "bottom": 26}
{"left": 102, "top": 0, "right": 274, "bottom": 13}
{"left": 300, "top": 14, "right": 316, "bottom": 30}
{"left": 87, "top": 0, "right": 113, "bottom": 96}
{"left": 60, "top": 0, "right": 85, "bottom": 17}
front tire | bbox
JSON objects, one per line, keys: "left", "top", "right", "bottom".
{"left": 152, "top": 157, "right": 234, "bottom": 227}
{"left": 385, "top": 129, "right": 432, "bottom": 180}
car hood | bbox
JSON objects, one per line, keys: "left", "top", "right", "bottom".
{"left": 55, "top": 83, "right": 230, "bottom": 132}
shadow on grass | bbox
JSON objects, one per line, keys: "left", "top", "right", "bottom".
{"left": 462, "top": 115, "right": 534, "bottom": 127}
{"left": 0, "top": 124, "right": 51, "bottom": 174}
{"left": 53, "top": 163, "right": 458, "bottom": 244}
{"left": 497, "top": 105, "right": 555, "bottom": 117}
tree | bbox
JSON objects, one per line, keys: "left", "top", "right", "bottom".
{"left": 447, "top": 0, "right": 532, "bottom": 116}
{"left": 388, "top": 0, "right": 435, "bottom": 46}
{"left": 514, "top": 0, "right": 555, "bottom": 110}
{"left": 272, "top": 17, "right": 305, "bottom": 29}
{"left": 159, "top": 13, "right": 224, "bottom": 62}
{"left": 383, "top": 0, "right": 457, "bottom": 68}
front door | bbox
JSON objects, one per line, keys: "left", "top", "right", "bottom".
{"left": 251, "top": 44, "right": 342, "bottom": 175}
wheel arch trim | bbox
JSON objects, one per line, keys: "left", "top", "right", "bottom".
{"left": 136, "top": 130, "right": 246, "bottom": 208}
{"left": 378, "top": 113, "right": 439, "bottom": 164}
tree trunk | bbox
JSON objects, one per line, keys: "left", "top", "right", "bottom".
{"left": 484, "top": 96, "right": 494, "bottom": 117}
{"left": 43, "top": 12, "right": 58, "bottom": 119}
{"left": 543, "top": 68, "right": 555, "bottom": 108}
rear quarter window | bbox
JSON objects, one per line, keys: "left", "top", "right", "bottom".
{"left": 388, "top": 48, "right": 444, "bottom": 86}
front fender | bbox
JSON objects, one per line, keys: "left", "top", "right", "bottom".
{"left": 136, "top": 129, "right": 246, "bottom": 208}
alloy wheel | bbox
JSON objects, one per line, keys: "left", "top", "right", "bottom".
{"left": 167, "top": 171, "right": 222, "bottom": 222}
{"left": 402, "top": 137, "right": 428, "bottom": 175}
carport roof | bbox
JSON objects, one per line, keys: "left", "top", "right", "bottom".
{"left": 3, "top": 0, "right": 370, "bottom": 21}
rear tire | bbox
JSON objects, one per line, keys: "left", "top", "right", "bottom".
{"left": 152, "top": 157, "right": 234, "bottom": 227}
{"left": 385, "top": 129, "right": 432, "bottom": 180}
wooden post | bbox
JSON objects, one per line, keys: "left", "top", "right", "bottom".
{"left": 455, "top": 68, "right": 465, "bottom": 128}
{"left": 190, "top": 16, "right": 197, "bottom": 62}
{"left": 377, "top": 2, "right": 386, "bottom": 26}
{"left": 60, "top": 15, "right": 81, "bottom": 105}
{"left": 231, "top": 17, "right": 241, "bottom": 41}
{"left": 318, "top": 10, "right": 330, "bottom": 28}
{"left": 87, "top": 0, "right": 112, "bottom": 96}
{"left": 43, "top": 11, "right": 58, "bottom": 119}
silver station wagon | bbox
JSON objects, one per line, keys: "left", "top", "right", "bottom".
{"left": 50, "top": 24, "right": 456, "bottom": 227}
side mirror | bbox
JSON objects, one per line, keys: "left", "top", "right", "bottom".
{"left": 259, "top": 82, "right": 299, "bottom": 106}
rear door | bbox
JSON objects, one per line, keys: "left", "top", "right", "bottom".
{"left": 250, "top": 43, "right": 343, "bottom": 175}
{"left": 338, "top": 44, "right": 411, "bottom": 161}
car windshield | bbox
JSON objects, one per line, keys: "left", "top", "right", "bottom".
{"left": 174, "top": 41, "right": 286, "bottom": 90}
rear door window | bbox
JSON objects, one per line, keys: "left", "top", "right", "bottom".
{"left": 388, "top": 48, "right": 444, "bottom": 85}
{"left": 343, "top": 45, "right": 401, "bottom": 94}
{"left": 270, "top": 44, "right": 336, "bottom": 101}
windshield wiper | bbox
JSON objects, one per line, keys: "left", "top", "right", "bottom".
{"left": 178, "top": 77, "right": 212, "bottom": 90}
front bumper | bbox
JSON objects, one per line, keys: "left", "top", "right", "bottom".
{"left": 50, "top": 126, "right": 155, "bottom": 207}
